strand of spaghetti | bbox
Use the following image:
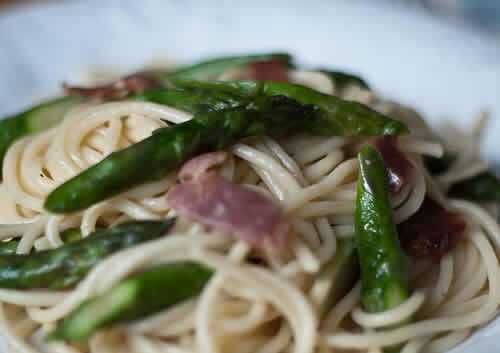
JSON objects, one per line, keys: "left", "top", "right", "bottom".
{"left": 19, "top": 129, "right": 56, "bottom": 196}
{"left": 437, "top": 295, "right": 488, "bottom": 316}
{"left": 451, "top": 199, "right": 500, "bottom": 249}
{"left": 351, "top": 291, "right": 425, "bottom": 329}
{"left": 448, "top": 241, "right": 480, "bottom": 296}
{"left": 437, "top": 160, "right": 488, "bottom": 186}
{"left": 393, "top": 159, "right": 426, "bottom": 223}
{"left": 232, "top": 143, "right": 301, "bottom": 195}
{"left": 127, "top": 299, "right": 197, "bottom": 337}
{"left": 398, "top": 137, "right": 443, "bottom": 158}
{"left": 425, "top": 254, "right": 453, "bottom": 312}
{"left": 16, "top": 216, "right": 47, "bottom": 254}
{"left": 284, "top": 159, "right": 358, "bottom": 211}
{"left": 425, "top": 329, "right": 470, "bottom": 353}
{"left": 0, "top": 221, "right": 39, "bottom": 239}
{"left": 448, "top": 263, "right": 488, "bottom": 306}
{"left": 289, "top": 70, "right": 334, "bottom": 95}
{"left": 0, "top": 289, "right": 67, "bottom": 307}
{"left": 218, "top": 301, "right": 269, "bottom": 333}
{"left": 0, "top": 303, "right": 40, "bottom": 353}
{"left": 194, "top": 252, "right": 317, "bottom": 353}
{"left": 262, "top": 137, "right": 307, "bottom": 186}
{"left": 3, "top": 138, "right": 44, "bottom": 212}
{"left": 321, "top": 281, "right": 361, "bottom": 332}
{"left": 45, "top": 215, "right": 65, "bottom": 248}
{"left": 314, "top": 217, "right": 337, "bottom": 265}
{"left": 400, "top": 336, "right": 432, "bottom": 353}
{"left": 304, "top": 151, "right": 344, "bottom": 183}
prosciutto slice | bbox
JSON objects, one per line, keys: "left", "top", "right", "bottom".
{"left": 247, "top": 60, "right": 289, "bottom": 82}
{"left": 179, "top": 151, "right": 229, "bottom": 183}
{"left": 64, "top": 73, "right": 161, "bottom": 100}
{"left": 398, "top": 197, "right": 465, "bottom": 259}
{"left": 372, "top": 136, "right": 413, "bottom": 193}
{"left": 168, "top": 153, "right": 289, "bottom": 248}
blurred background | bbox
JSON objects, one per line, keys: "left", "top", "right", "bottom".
{"left": 0, "top": 0, "right": 499, "bottom": 160}
{"left": 2, "top": 0, "right": 500, "bottom": 34}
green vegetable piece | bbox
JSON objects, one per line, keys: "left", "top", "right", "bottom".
{"left": 44, "top": 96, "right": 316, "bottom": 213}
{"left": 0, "top": 96, "right": 81, "bottom": 177}
{"left": 0, "top": 219, "right": 175, "bottom": 289}
{"left": 425, "top": 155, "right": 500, "bottom": 202}
{"left": 49, "top": 261, "right": 212, "bottom": 342}
{"left": 316, "top": 238, "right": 358, "bottom": 317}
{"left": 450, "top": 171, "right": 500, "bottom": 202}
{"left": 173, "top": 80, "right": 408, "bottom": 136}
{"left": 0, "top": 227, "right": 82, "bottom": 256}
{"left": 320, "top": 70, "right": 370, "bottom": 90}
{"left": 161, "top": 53, "right": 293, "bottom": 83}
{"left": 132, "top": 87, "right": 245, "bottom": 114}
{"left": 59, "top": 227, "right": 83, "bottom": 244}
{"left": 355, "top": 145, "right": 409, "bottom": 314}
{"left": 0, "top": 240, "right": 20, "bottom": 256}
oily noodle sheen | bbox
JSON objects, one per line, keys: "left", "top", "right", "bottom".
{"left": 0, "top": 70, "right": 497, "bottom": 353}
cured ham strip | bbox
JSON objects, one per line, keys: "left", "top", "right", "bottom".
{"left": 247, "top": 60, "right": 289, "bottom": 82}
{"left": 372, "top": 136, "right": 413, "bottom": 193}
{"left": 179, "top": 151, "right": 229, "bottom": 183}
{"left": 168, "top": 153, "right": 289, "bottom": 248}
{"left": 64, "top": 73, "right": 161, "bottom": 100}
{"left": 398, "top": 197, "right": 465, "bottom": 259}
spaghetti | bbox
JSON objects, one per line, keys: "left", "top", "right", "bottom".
{"left": 0, "top": 63, "right": 496, "bottom": 353}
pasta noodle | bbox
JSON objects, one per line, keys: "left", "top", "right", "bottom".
{"left": 0, "top": 65, "right": 497, "bottom": 353}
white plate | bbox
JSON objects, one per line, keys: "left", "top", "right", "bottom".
{"left": 0, "top": 0, "right": 499, "bottom": 352}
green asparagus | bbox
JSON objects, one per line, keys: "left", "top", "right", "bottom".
{"left": 160, "top": 53, "right": 293, "bottom": 83}
{"left": 44, "top": 96, "right": 319, "bottom": 213}
{"left": 0, "top": 227, "right": 82, "bottom": 256}
{"left": 132, "top": 87, "right": 246, "bottom": 114}
{"left": 173, "top": 80, "right": 407, "bottom": 136}
{"left": 0, "top": 96, "right": 81, "bottom": 177}
{"left": 355, "top": 144, "right": 410, "bottom": 314}
{"left": 425, "top": 155, "right": 500, "bottom": 202}
{"left": 449, "top": 172, "right": 500, "bottom": 201}
{"left": 320, "top": 70, "right": 370, "bottom": 90}
{"left": 0, "top": 219, "right": 175, "bottom": 289}
{"left": 49, "top": 261, "right": 212, "bottom": 342}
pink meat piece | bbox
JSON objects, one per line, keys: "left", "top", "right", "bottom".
{"left": 179, "top": 151, "right": 228, "bottom": 183}
{"left": 64, "top": 73, "right": 161, "bottom": 100}
{"left": 372, "top": 136, "right": 413, "bottom": 193}
{"left": 168, "top": 153, "right": 289, "bottom": 249}
{"left": 247, "top": 59, "right": 289, "bottom": 82}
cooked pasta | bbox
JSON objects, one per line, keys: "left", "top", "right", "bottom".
{"left": 0, "top": 54, "right": 497, "bottom": 353}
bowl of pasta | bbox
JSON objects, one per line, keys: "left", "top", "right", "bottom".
{"left": 0, "top": 1, "right": 499, "bottom": 353}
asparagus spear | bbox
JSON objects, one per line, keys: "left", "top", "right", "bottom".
{"left": 132, "top": 87, "right": 246, "bottom": 114}
{"left": 0, "top": 219, "right": 175, "bottom": 289}
{"left": 49, "top": 261, "right": 212, "bottom": 342}
{"left": 44, "top": 96, "right": 318, "bottom": 213}
{"left": 161, "top": 53, "right": 293, "bottom": 82}
{"left": 320, "top": 70, "right": 370, "bottom": 90}
{"left": 0, "top": 97, "right": 81, "bottom": 177}
{"left": 355, "top": 145, "right": 409, "bottom": 314}
{"left": 0, "top": 227, "right": 82, "bottom": 256}
{"left": 173, "top": 80, "right": 407, "bottom": 136}
{"left": 425, "top": 155, "right": 500, "bottom": 202}
{"left": 450, "top": 172, "right": 500, "bottom": 201}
